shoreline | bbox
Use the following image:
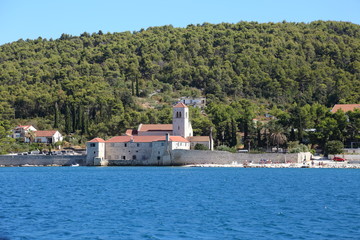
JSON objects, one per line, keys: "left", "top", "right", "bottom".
{"left": 183, "top": 162, "right": 360, "bottom": 169}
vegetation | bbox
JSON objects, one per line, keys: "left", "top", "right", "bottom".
{"left": 194, "top": 143, "right": 208, "bottom": 150}
{"left": 0, "top": 21, "right": 360, "bottom": 153}
{"left": 325, "top": 140, "right": 344, "bottom": 155}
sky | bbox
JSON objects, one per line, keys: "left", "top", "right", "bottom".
{"left": 0, "top": 0, "right": 360, "bottom": 45}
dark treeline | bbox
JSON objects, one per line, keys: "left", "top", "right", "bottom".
{"left": 0, "top": 21, "right": 360, "bottom": 152}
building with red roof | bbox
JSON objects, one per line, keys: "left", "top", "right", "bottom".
{"left": 33, "top": 130, "right": 63, "bottom": 144}
{"left": 11, "top": 125, "right": 37, "bottom": 140}
{"left": 86, "top": 102, "right": 213, "bottom": 165}
{"left": 331, "top": 104, "right": 360, "bottom": 113}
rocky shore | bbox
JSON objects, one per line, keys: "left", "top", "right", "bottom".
{"left": 185, "top": 161, "right": 360, "bottom": 168}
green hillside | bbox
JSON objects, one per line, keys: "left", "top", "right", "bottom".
{"left": 0, "top": 21, "right": 360, "bottom": 153}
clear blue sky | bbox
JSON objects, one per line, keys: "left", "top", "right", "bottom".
{"left": 1, "top": 0, "right": 359, "bottom": 45}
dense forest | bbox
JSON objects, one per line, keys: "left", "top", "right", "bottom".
{"left": 0, "top": 21, "right": 360, "bottom": 153}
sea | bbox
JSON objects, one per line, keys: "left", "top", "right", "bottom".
{"left": 0, "top": 167, "right": 359, "bottom": 240}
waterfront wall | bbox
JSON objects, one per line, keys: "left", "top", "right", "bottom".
{"left": 105, "top": 151, "right": 310, "bottom": 166}
{"left": 0, "top": 151, "right": 312, "bottom": 167}
{"left": 170, "top": 150, "right": 308, "bottom": 165}
{"left": 0, "top": 155, "right": 85, "bottom": 166}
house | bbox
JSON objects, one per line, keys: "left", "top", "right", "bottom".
{"left": 86, "top": 102, "right": 213, "bottom": 165}
{"left": 33, "top": 130, "right": 63, "bottom": 144}
{"left": 180, "top": 97, "right": 206, "bottom": 108}
{"left": 331, "top": 104, "right": 360, "bottom": 113}
{"left": 11, "top": 125, "right": 37, "bottom": 141}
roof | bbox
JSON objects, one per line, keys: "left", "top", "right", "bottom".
{"left": 34, "top": 130, "right": 59, "bottom": 137}
{"left": 331, "top": 104, "right": 360, "bottom": 113}
{"left": 188, "top": 136, "right": 210, "bottom": 142}
{"left": 16, "top": 125, "right": 34, "bottom": 130}
{"left": 106, "top": 136, "right": 132, "bottom": 143}
{"left": 88, "top": 138, "right": 105, "bottom": 143}
{"left": 106, "top": 135, "right": 189, "bottom": 143}
{"left": 138, "top": 124, "right": 173, "bottom": 132}
{"left": 169, "top": 136, "right": 189, "bottom": 143}
{"left": 173, "top": 102, "right": 188, "bottom": 108}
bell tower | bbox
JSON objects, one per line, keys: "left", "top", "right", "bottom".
{"left": 172, "top": 102, "right": 193, "bottom": 138}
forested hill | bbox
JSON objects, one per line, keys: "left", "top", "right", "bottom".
{"left": 0, "top": 21, "right": 360, "bottom": 138}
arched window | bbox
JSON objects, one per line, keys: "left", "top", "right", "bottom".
{"left": 179, "top": 112, "right": 182, "bottom": 118}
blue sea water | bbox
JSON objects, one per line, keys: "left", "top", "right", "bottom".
{"left": 0, "top": 167, "right": 359, "bottom": 240}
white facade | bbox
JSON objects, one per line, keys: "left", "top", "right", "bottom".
{"left": 86, "top": 136, "right": 190, "bottom": 164}
{"left": 11, "top": 125, "right": 37, "bottom": 140}
{"left": 33, "top": 131, "right": 63, "bottom": 144}
{"left": 172, "top": 104, "right": 193, "bottom": 138}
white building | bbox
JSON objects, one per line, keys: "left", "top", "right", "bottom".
{"left": 180, "top": 97, "right": 206, "bottom": 108}
{"left": 86, "top": 103, "right": 212, "bottom": 165}
{"left": 33, "top": 130, "right": 63, "bottom": 144}
{"left": 11, "top": 125, "right": 37, "bottom": 141}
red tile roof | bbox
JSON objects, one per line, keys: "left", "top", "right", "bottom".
{"left": 138, "top": 124, "right": 173, "bottom": 132}
{"left": 188, "top": 136, "right": 210, "bottom": 142}
{"left": 106, "top": 136, "right": 132, "bottom": 143}
{"left": 88, "top": 138, "right": 105, "bottom": 143}
{"left": 35, "top": 130, "right": 58, "bottom": 137}
{"left": 173, "top": 102, "right": 188, "bottom": 108}
{"left": 169, "top": 136, "right": 189, "bottom": 143}
{"left": 331, "top": 104, "right": 360, "bottom": 113}
{"left": 17, "top": 125, "right": 34, "bottom": 130}
{"left": 106, "top": 135, "right": 189, "bottom": 143}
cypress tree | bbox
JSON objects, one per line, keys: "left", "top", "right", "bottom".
{"left": 65, "top": 104, "right": 72, "bottom": 134}
{"left": 54, "top": 102, "right": 59, "bottom": 129}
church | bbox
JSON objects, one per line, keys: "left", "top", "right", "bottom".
{"left": 86, "top": 102, "right": 213, "bottom": 165}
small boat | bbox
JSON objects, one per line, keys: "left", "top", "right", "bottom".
{"left": 71, "top": 163, "right": 80, "bottom": 167}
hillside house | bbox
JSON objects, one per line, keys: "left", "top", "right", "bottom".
{"left": 33, "top": 130, "right": 63, "bottom": 144}
{"left": 331, "top": 104, "right": 360, "bottom": 113}
{"left": 11, "top": 125, "right": 37, "bottom": 141}
{"left": 180, "top": 97, "right": 206, "bottom": 108}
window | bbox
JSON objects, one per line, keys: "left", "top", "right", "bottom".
{"left": 122, "top": 156, "right": 125, "bottom": 160}
{"left": 90, "top": 143, "right": 95, "bottom": 147}
{"left": 137, "top": 143, "right": 140, "bottom": 147}
{"left": 157, "top": 156, "right": 160, "bottom": 160}
{"left": 124, "top": 143, "right": 127, "bottom": 147}
{"left": 132, "top": 155, "right": 137, "bottom": 160}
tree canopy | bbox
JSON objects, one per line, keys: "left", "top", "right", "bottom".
{"left": 0, "top": 21, "right": 360, "bottom": 152}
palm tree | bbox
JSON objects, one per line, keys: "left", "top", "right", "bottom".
{"left": 269, "top": 122, "right": 287, "bottom": 152}
{"left": 25, "top": 130, "right": 36, "bottom": 144}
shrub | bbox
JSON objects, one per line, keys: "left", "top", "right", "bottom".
{"left": 194, "top": 143, "right": 208, "bottom": 150}
{"left": 216, "top": 145, "right": 236, "bottom": 153}
{"left": 325, "top": 140, "right": 344, "bottom": 155}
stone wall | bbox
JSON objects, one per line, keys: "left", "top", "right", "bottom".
{"left": 104, "top": 150, "right": 308, "bottom": 166}
{"left": 170, "top": 150, "right": 304, "bottom": 165}
{"left": 0, "top": 155, "right": 85, "bottom": 166}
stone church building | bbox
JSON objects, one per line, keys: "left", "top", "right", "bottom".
{"left": 86, "top": 102, "right": 213, "bottom": 165}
